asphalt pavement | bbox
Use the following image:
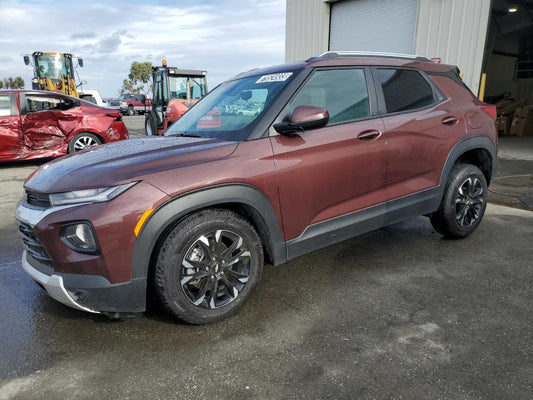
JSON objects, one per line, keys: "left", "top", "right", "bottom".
{"left": 0, "top": 116, "right": 531, "bottom": 399}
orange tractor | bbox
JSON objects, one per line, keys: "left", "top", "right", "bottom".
{"left": 145, "top": 60, "right": 207, "bottom": 135}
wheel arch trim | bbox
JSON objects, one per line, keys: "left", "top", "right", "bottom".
{"left": 131, "top": 184, "right": 286, "bottom": 281}
{"left": 68, "top": 129, "right": 102, "bottom": 140}
{"left": 439, "top": 135, "right": 497, "bottom": 187}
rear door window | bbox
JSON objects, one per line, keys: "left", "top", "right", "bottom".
{"left": 376, "top": 68, "right": 436, "bottom": 114}
{"left": 60, "top": 97, "right": 77, "bottom": 110}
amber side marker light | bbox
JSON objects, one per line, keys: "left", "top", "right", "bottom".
{"left": 134, "top": 209, "right": 154, "bottom": 237}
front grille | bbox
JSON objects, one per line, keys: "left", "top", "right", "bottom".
{"left": 17, "top": 221, "right": 52, "bottom": 264}
{"left": 25, "top": 190, "right": 51, "bottom": 207}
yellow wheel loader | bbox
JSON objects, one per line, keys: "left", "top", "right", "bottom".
{"left": 23, "top": 52, "right": 83, "bottom": 97}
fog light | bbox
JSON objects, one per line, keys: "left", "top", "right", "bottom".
{"left": 61, "top": 222, "right": 99, "bottom": 254}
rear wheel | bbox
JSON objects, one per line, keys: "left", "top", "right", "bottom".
{"left": 154, "top": 209, "right": 264, "bottom": 324}
{"left": 430, "top": 163, "right": 488, "bottom": 238}
{"left": 68, "top": 132, "right": 102, "bottom": 153}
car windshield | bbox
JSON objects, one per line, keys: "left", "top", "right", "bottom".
{"left": 117, "top": 94, "right": 134, "bottom": 100}
{"left": 165, "top": 72, "right": 294, "bottom": 141}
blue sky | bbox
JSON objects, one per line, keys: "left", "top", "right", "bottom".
{"left": 0, "top": 0, "right": 286, "bottom": 97}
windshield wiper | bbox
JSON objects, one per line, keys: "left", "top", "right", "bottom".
{"left": 172, "top": 133, "right": 203, "bottom": 138}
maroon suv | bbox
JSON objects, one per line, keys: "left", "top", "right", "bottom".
{"left": 15, "top": 53, "right": 497, "bottom": 324}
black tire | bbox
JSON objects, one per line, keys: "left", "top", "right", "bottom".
{"left": 68, "top": 132, "right": 102, "bottom": 153}
{"left": 145, "top": 115, "right": 156, "bottom": 136}
{"left": 154, "top": 209, "right": 264, "bottom": 324}
{"left": 430, "top": 163, "right": 488, "bottom": 238}
{"left": 127, "top": 105, "right": 134, "bottom": 116}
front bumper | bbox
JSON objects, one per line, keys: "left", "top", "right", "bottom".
{"left": 22, "top": 250, "right": 99, "bottom": 313}
{"left": 22, "top": 249, "right": 147, "bottom": 314}
{"left": 16, "top": 199, "right": 148, "bottom": 315}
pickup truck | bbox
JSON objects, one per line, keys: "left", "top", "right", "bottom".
{"left": 118, "top": 93, "right": 152, "bottom": 116}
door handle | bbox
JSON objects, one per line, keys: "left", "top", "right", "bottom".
{"left": 441, "top": 116, "right": 458, "bottom": 125}
{"left": 357, "top": 130, "right": 382, "bottom": 141}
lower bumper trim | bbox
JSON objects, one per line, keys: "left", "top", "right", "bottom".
{"left": 22, "top": 251, "right": 100, "bottom": 314}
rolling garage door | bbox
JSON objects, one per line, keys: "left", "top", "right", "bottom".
{"left": 329, "top": 0, "right": 419, "bottom": 54}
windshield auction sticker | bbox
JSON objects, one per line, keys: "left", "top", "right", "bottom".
{"left": 256, "top": 72, "right": 293, "bottom": 83}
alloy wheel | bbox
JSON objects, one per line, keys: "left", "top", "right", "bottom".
{"left": 180, "top": 229, "right": 251, "bottom": 309}
{"left": 455, "top": 176, "right": 484, "bottom": 227}
{"left": 73, "top": 136, "right": 98, "bottom": 151}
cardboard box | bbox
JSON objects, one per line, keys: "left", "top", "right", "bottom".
{"left": 496, "top": 115, "right": 511, "bottom": 135}
{"left": 509, "top": 106, "right": 533, "bottom": 136}
{"left": 496, "top": 98, "right": 526, "bottom": 115}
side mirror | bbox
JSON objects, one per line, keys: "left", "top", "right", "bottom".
{"left": 23, "top": 55, "right": 30, "bottom": 65}
{"left": 273, "top": 105, "right": 329, "bottom": 135}
{"left": 78, "top": 58, "right": 84, "bottom": 68}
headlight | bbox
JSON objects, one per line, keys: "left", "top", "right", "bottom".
{"left": 49, "top": 182, "right": 136, "bottom": 206}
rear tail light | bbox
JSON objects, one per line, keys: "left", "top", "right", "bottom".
{"left": 479, "top": 103, "right": 497, "bottom": 121}
{"left": 106, "top": 112, "right": 122, "bottom": 121}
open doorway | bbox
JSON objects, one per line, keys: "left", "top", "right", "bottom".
{"left": 483, "top": 0, "right": 533, "bottom": 136}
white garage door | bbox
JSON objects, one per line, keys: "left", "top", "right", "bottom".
{"left": 329, "top": 0, "right": 419, "bottom": 54}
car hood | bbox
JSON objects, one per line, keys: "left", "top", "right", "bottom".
{"left": 25, "top": 136, "right": 238, "bottom": 193}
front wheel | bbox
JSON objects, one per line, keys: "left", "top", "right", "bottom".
{"left": 127, "top": 105, "right": 134, "bottom": 116}
{"left": 430, "top": 163, "right": 488, "bottom": 238}
{"left": 145, "top": 116, "right": 156, "bottom": 136}
{"left": 154, "top": 209, "right": 264, "bottom": 324}
{"left": 68, "top": 132, "right": 102, "bottom": 153}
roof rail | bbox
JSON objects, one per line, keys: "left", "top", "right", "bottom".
{"left": 236, "top": 67, "right": 260, "bottom": 76}
{"left": 310, "top": 51, "right": 431, "bottom": 62}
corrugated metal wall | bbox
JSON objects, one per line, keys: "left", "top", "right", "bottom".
{"left": 285, "top": 0, "right": 491, "bottom": 94}
{"left": 414, "top": 0, "right": 491, "bottom": 94}
{"left": 285, "top": 0, "right": 330, "bottom": 62}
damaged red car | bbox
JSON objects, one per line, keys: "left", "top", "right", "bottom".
{"left": 0, "top": 90, "right": 128, "bottom": 162}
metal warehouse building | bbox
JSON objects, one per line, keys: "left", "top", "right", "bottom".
{"left": 285, "top": 0, "right": 533, "bottom": 106}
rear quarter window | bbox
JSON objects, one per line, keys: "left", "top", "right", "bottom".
{"left": 376, "top": 68, "right": 437, "bottom": 114}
